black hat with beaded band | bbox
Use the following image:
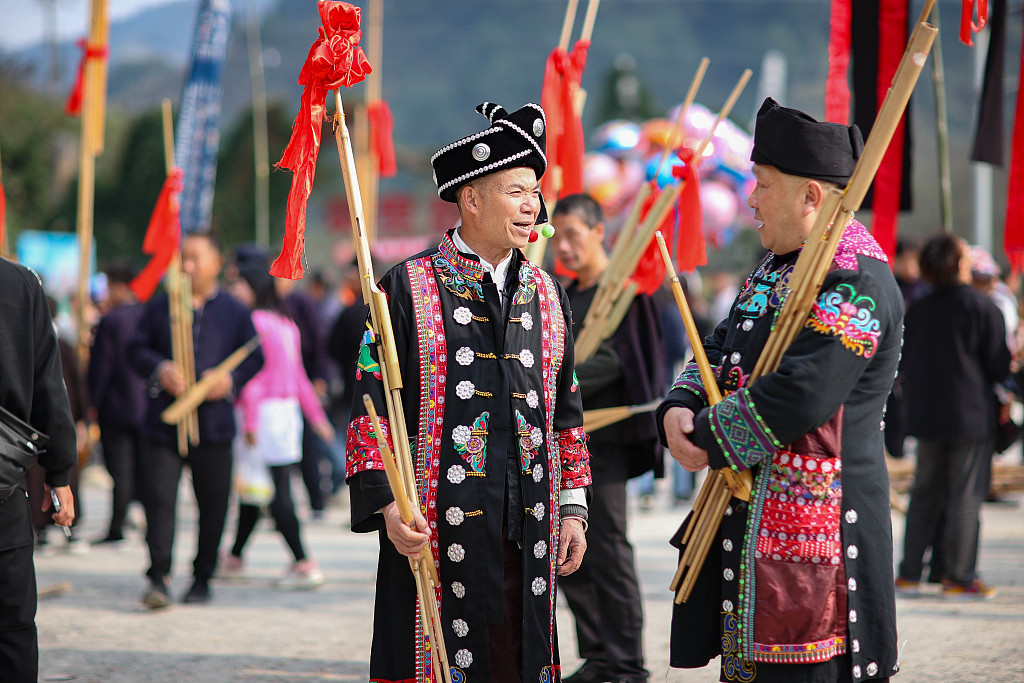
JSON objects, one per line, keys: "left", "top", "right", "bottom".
{"left": 750, "top": 97, "right": 865, "bottom": 185}
{"left": 431, "top": 102, "right": 552, "bottom": 233}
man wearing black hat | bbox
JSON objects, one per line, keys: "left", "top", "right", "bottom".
{"left": 346, "top": 102, "right": 591, "bottom": 683}
{"left": 657, "top": 98, "right": 902, "bottom": 682}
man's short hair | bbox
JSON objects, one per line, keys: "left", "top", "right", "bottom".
{"left": 919, "top": 233, "right": 964, "bottom": 289}
{"left": 184, "top": 230, "right": 223, "bottom": 254}
{"left": 551, "top": 193, "right": 603, "bottom": 229}
{"left": 103, "top": 260, "right": 137, "bottom": 285}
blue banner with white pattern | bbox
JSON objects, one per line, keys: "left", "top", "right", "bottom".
{"left": 174, "top": 0, "right": 233, "bottom": 234}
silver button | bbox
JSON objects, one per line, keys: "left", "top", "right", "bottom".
{"left": 742, "top": 319, "right": 754, "bottom": 331}
{"left": 729, "top": 352, "right": 742, "bottom": 365}
{"left": 848, "top": 577, "right": 858, "bottom": 591}
{"left": 725, "top": 505, "right": 734, "bottom": 516}
{"left": 722, "top": 599, "right": 734, "bottom": 612}
{"left": 853, "top": 664, "right": 862, "bottom": 679}
{"left": 866, "top": 662, "right": 878, "bottom": 676}
{"left": 472, "top": 143, "right": 490, "bottom": 161}
{"left": 723, "top": 568, "right": 735, "bottom": 581}
{"left": 847, "top": 545, "right": 859, "bottom": 559}
{"left": 533, "top": 118, "right": 544, "bottom": 137}
{"left": 723, "top": 539, "right": 734, "bottom": 552}
{"left": 452, "top": 618, "right": 469, "bottom": 637}
{"left": 852, "top": 638, "right": 860, "bottom": 653}
{"left": 845, "top": 509, "right": 859, "bottom": 524}
{"left": 849, "top": 609, "right": 858, "bottom": 623}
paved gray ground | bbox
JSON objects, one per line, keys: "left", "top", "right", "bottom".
{"left": 34, "top": 464, "right": 1024, "bottom": 682}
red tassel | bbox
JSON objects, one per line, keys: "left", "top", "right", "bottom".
{"left": 540, "top": 40, "right": 589, "bottom": 199}
{"left": 960, "top": 0, "right": 989, "bottom": 46}
{"left": 65, "top": 38, "right": 108, "bottom": 116}
{"left": 130, "top": 168, "right": 184, "bottom": 302}
{"left": 271, "top": 2, "right": 371, "bottom": 280}
{"left": 367, "top": 100, "right": 397, "bottom": 177}
{"left": 826, "top": 0, "right": 853, "bottom": 124}
{"left": 1004, "top": 12, "right": 1024, "bottom": 272}
{"left": 870, "top": 0, "right": 908, "bottom": 261}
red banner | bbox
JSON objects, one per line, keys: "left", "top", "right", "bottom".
{"left": 130, "top": 169, "right": 183, "bottom": 302}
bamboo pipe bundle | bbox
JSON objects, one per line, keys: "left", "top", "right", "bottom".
{"left": 574, "top": 68, "right": 751, "bottom": 363}
{"left": 363, "top": 396, "right": 449, "bottom": 683}
{"left": 581, "top": 399, "right": 661, "bottom": 433}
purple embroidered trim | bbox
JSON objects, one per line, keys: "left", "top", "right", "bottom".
{"left": 671, "top": 363, "right": 709, "bottom": 404}
{"left": 708, "top": 388, "right": 780, "bottom": 470}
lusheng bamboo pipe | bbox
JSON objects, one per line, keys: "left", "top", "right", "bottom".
{"left": 364, "top": 395, "right": 449, "bottom": 683}
{"left": 581, "top": 399, "right": 660, "bottom": 433}
{"left": 161, "top": 337, "right": 260, "bottom": 425}
{"left": 333, "top": 90, "right": 451, "bottom": 683}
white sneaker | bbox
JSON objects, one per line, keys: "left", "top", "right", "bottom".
{"left": 277, "top": 561, "right": 324, "bottom": 590}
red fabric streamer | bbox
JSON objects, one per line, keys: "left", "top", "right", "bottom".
{"left": 540, "top": 40, "right": 589, "bottom": 200}
{"left": 130, "top": 168, "right": 184, "bottom": 302}
{"left": 960, "top": 0, "right": 989, "bottom": 46}
{"left": 870, "top": 0, "right": 908, "bottom": 261}
{"left": 1003, "top": 14, "right": 1024, "bottom": 272}
{"left": 826, "top": 0, "right": 853, "bottom": 124}
{"left": 631, "top": 151, "right": 706, "bottom": 295}
{"left": 366, "top": 100, "right": 397, "bottom": 177}
{"left": 65, "top": 38, "right": 109, "bottom": 116}
{"left": 271, "top": 2, "right": 371, "bottom": 280}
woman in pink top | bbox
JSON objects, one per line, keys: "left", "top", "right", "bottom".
{"left": 224, "top": 265, "right": 333, "bottom": 588}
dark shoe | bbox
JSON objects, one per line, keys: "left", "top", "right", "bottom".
{"left": 142, "top": 579, "right": 171, "bottom": 610}
{"left": 91, "top": 534, "right": 125, "bottom": 546}
{"left": 564, "top": 661, "right": 612, "bottom": 683}
{"left": 182, "top": 579, "right": 211, "bottom": 604}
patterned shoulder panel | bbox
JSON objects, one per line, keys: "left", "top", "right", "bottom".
{"left": 433, "top": 233, "right": 485, "bottom": 301}
{"left": 832, "top": 219, "right": 888, "bottom": 271}
{"left": 806, "top": 282, "right": 882, "bottom": 358}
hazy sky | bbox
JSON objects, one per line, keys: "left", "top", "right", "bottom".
{"left": 0, "top": 0, "right": 187, "bottom": 52}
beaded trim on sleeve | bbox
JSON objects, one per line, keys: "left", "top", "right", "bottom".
{"left": 670, "top": 362, "right": 711, "bottom": 405}
{"left": 707, "top": 388, "right": 781, "bottom": 471}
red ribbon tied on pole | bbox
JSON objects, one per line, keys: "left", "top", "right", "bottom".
{"left": 130, "top": 168, "right": 184, "bottom": 303}
{"left": 65, "top": 38, "right": 109, "bottom": 116}
{"left": 960, "top": 0, "right": 989, "bottom": 46}
{"left": 540, "top": 40, "right": 589, "bottom": 200}
{"left": 271, "top": 2, "right": 371, "bottom": 280}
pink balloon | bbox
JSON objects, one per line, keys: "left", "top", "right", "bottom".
{"left": 700, "top": 180, "right": 739, "bottom": 234}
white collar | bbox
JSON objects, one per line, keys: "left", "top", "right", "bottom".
{"left": 452, "top": 228, "right": 514, "bottom": 295}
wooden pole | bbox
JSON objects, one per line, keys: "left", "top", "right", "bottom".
{"left": 579, "top": 0, "right": 601, "bottom": 43}
{"left": 245, "top": 0, "right": 271, "bottom": 248}
{"left": 654, "top": 57, "right": 710, "bottom": 180}
{"left": 0, "top": 143, "right": 9, "bottom": 259}
{"left": 355, "top": 0, "right": 383, "bottom": 246}
{"left": 930, "top": 2, "right": 953, "bottom": 232}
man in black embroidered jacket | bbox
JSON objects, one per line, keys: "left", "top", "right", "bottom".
{"left": 346, "top": 102, "right": 592, "bottom": 683}
{"left": 658, "top": 98, "right": 902, "bottom": 682}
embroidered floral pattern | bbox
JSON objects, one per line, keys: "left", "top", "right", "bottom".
{"left": 511, "top": 262, "right": 537, "bottom": 305}
{"left": 433, "top": 248, "right": 484, "bottom": 301}
{"left": 752, "top": 637, "right": 847, "bottom": 665}
{"left": 557, "top": 426, "right": 592, "bottom": 488}
{"left": 735, "top": 254, "right": 793, "bottom": 318}
{"left": 345, "top": 415, "right": 391, "bottom": 478}
{"left": 516, "top": 409, "right": 543, "bottom": 473}
{"left": 453, "top": 412, "right": 488, "bottom": 472}
{"left": 807, "top": 283, "right": 881, "bottom": 358}
{"left": 708, "top": 388, "right": 781, "bottom": 470}
{"left": 831, "top": 219, "right": 888, "bottom": 270}
{"left": 721, "top": 611, "right": 757, "bottom": 682}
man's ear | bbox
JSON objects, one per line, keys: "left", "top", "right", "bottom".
{"left": 803, "top": 179, "right": 828, "bottom": 215}
{"left": 593, "top": 221, "right": 607, "bottom": 243}
{"left": 460, "top": 184, "right": 480, "bottom": 216}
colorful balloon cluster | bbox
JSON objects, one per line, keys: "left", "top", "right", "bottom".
{"left": 584, "top": 103, "right": 758, "bottom": 248}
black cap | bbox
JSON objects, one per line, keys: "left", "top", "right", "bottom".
{"left": 431, "top": 102, "right": 549, "bottom": 224}
{"left": 750, "top": 97, "right": 864, "bottom": 184}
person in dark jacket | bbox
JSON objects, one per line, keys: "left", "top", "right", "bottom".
{"left": 895, "top": 234, "right": 1011, "bottom": 598}
{"left": 658, "top": 98, "right": 902, "bottom": 682}
{"left": 0, "top": 258, "right": 77, "bottom": 682}
{"left": 550, "top": 193, "right": 664, "bottom": 683}
{"left": 128, "top": 232, "right": 263, "bottom": 608}
{"left": 87, "top": 261, "right": 147, "bottom": 545}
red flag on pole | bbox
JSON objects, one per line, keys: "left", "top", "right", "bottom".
{"left": 367, "top": 99, "right": 397, "bottom": 177}
{"left": 825, "top": 0, "right": 853, "bottom": 124}
{"left": 540, "top": 40, "right": 589, "bottom": 200}
{"left": 272, "top": 2, "right": 371, "bottom": 280}
{"left": 960, "top": 0, "right": 989, "bottom": 46}
{"left": 130, "top": 168, "right": 184, "bottom": 302}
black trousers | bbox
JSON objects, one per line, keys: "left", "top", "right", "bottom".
{"left": 299, "top": 420, "right": 328, "bottom": 512}
{"left": 559, "top": 445, "right": 647, "bottom": 679}
{"left": 231, "top": 463, "right": 306, "bottom": 562}
{"left": 99, "top": 424, "right": 142, "bottom": 539}
{"left": 140, "top": 439, "right": 233, "bottom": 582}
{"left": 0, "top": 491, "right": 38, "bottom": 683}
